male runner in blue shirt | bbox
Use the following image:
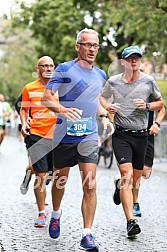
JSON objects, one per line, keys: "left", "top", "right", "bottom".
{"left": 42, "top": 28, "right": 114, "bottom": 251}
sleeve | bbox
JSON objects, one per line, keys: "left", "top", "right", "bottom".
{"left": 100, "top": 79, "right": 113, "bottom": 99}
{"left": 151, "top": 77, "right": 162, "bottom": 100}
{"left": 4, "top": 102, "right": 12, "bottom": 113}
{"left": 46, "top": 64, "right": 64, "bottom": 93}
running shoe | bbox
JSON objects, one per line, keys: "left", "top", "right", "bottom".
{"left": 113, "top": 175, "right": 121, "bottom": 205}
{"left": 49, "top": 210, "right": 62, "bottom": 239}
{"left": 80, "top": 234, "right": 99, "bottom": 251}
{"left": 133, "top": 203, "right": 142, "bottom": 217}
{"left": 127, "top": 219, "right": 141, "bottom": 239}
{"left": 34, "top": 213, "right": 47, "bottom": 227}
{"left": 45, "top": 179, "right": 51, "bottom": 185}
{"left": 20, "top": 174, "right": 32, "bottom": 195}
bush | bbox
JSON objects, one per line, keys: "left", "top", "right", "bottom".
{"left": 157, "top": 80, "right": 167, "bottom": 121}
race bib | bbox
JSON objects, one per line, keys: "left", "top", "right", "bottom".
{"left": 67, "top": 117, "right": 93, "bottom": 136}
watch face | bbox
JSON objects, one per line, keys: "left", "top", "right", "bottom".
{"left": 146, "top": 103, "right": 150, "bottom": 110}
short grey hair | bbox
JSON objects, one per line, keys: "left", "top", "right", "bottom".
{"left": 76, "top": 28, "right": 99, "bottom": 43}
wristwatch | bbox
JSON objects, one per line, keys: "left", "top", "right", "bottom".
{"left": 154, "top": 121, "right": 160, "bottom": 127}
{"left": 99, "top": 114, "right": 108, "bottom": 118}
{"left": 145, "top": 103, "right": 150, "bottom": 111}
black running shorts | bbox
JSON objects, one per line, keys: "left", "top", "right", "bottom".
{"left": 144, "top": 135, "right": 154, "bottom": 167}
{"left": 24, "top": 135, "right": 31, "bottom": 149}
{"left": 27, "top": 134, "right": 53, "bottom": 173}
{"left": 52, "top": 141, "right": 99, "bottom": 168}
{"left": 112, "top": 129, "right": 148, "bottom": 170}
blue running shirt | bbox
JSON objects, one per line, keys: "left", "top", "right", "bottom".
{"left": 46, "top": 60, "right": 106, "bottom": 143}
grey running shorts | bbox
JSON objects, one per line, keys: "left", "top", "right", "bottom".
{"left": 52, "top": 140, "right": 99, "bottom": 168}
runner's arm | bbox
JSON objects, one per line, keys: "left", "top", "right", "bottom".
{"left": 20, "top": 87, "right": 31, "bottom": 137}
{"left": 133, "top": 97, "right": 164, "bottom": 111}
{"left": 42, "top": 88, "right": 82, "bottom": 122}
{"left": 149, "top": 106, "right": 166, "bottom": 135}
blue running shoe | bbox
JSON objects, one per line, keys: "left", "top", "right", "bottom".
{"left": 49, "top": 210, "right": 62, "bottom": 239}
{"left": 133, "top": 203, "right": 142, "bottom": 217}
{"left": 80, "top": 234, "right": 99, "bottom": 251}
{"left": 45, "top": 179, "right": 51, "bottom": 185}
{"left": 34, "top": 213, "right": 47, "bottom": 227}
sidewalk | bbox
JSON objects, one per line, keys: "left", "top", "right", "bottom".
{"left": 153, "top": 158, "right": 167, "bottom": 173}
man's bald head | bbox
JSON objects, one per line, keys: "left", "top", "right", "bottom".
{"left": 37, "top": 56, "right": 54, "bottom": 66}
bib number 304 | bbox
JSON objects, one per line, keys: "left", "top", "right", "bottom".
{"left": 67, "top": 117, "right": 93, "bottom": 136}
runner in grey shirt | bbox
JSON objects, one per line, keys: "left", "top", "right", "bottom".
{"left": 102, "top": 72, "right": 161, "bottom": 130}
{"left": 100, "top": 46, "right": 164, "bottom": 239}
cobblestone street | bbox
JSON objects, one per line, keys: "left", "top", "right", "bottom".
{"left": 0, "top": 136, "right": 167, "bottom": 252}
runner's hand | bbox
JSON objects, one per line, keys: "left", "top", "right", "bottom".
{"left": 102, "top": 118, "right": 115, "bottom": 136}
{"left": 149, "top": 123, "right": 159, "bottom": 135}
{"left": 133, "top": 99, "right": 146, "bottom": 110}
{"left": 60, "top": 108, "right": 83, "bottom": 122}
{"left": 106, "top": 103, "right": 120, "bottom": 114}
{"left": 106, "top": 121, "right": 115, "bottom": 137}
{"left": 21, "top": 123, "right": 30, "bottom": 137}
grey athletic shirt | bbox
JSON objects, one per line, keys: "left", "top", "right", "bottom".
{"left": 101, "top": 72, "right": 161, "bottom": 130}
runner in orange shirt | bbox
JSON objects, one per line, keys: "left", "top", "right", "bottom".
{"left": 20, "top": 56, "right": 58, "bottom": 227}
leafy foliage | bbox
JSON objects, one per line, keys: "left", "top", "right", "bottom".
{"left": 11, "top": 0, "right": 86, "bottom": 66}
{"left": 11, "top": 0, "right": 167, "bottom": 69}
{"left": 1, "top": 0, "right": 167, "bottom": 103}
{"left": 0, "top": 20, "right": 38, "bottom": 103}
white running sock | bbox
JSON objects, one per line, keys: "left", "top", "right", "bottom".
{"left": 51, "top": 209, "right": 61, "bottom": 219}
{"left": 82, "top": 228, "right": 92, "bottom": 237}
{"left": 39, "top": 210, "right": 45, "bottom": 215}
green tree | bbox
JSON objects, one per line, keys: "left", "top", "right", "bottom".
{"left": 11, "top": 0, "right": 114, "bottom": 72}
{"left": 74, "top": 0, "right": 167, "bottom": 59}
{"left": 0, "top": 19, "right": 38, "bottom": 104}
{"left": 11, "top": 0, "right": 167, "bottom": 74}
{"left": 11, "top": 0, "right": 86, "bottom": 65}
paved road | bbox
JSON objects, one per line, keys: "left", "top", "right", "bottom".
{"left": 0, "top": 136, "right": 167, "bottom": 252}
